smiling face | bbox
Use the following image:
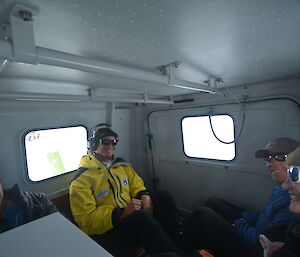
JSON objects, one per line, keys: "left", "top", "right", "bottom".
{"left": 282, "top": 178, "right": 300, "bottom": 214}
{"left": 95, "top": 136, "right": 117, "bottom": 162}
{"left": 266, "top": 158, "right": 289, "bottom": 183}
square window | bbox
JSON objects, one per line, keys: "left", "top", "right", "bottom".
{"left": 24, "top": 126, "right": 87, "bottom": 182}
{"left": 181, "top": 115, "right": 235, "bottom": 161}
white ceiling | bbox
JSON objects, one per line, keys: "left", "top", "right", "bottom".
{"left": 0, "top": 0, "right": 300, "bottom": 97}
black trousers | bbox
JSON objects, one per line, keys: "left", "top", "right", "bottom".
{"left": 152, "top": 190, "right": 179, "bottom": 238}
{"left": 92, "top": 190, "right": 179, "bottom": 257}
{"left": 183, "top": 197, "right": 247, "bottom": 257}
{"left": 204, "top": 197, "right": 244, "bottom": 223}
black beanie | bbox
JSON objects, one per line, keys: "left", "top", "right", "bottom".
{"left": 94, "top": 128, "right": 118, "bottom": 141}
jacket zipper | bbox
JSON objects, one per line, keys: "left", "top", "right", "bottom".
{"left": 116, "top": 175, "right": 128, "bottom": 204}
{"left": 104, "top": 176, "right": 121, "bottom": 208}
{"left": 106, "top": 168, "right": 126, "bottom": 208}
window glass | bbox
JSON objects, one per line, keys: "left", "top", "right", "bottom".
{"left": 24, "top": 126, "right": 87, "bottom": 182}
{"left": 182, "top": 115, "right": 235, "bottom": 160}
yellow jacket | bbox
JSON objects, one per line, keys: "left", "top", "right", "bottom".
{"left": 69, "top": 153, "right": 147, "bottom": 235}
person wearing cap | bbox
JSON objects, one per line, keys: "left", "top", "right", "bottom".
{"left": 255, "top": 146, "right": 300, "bottom": 257}
{"left": 182, "top": 137, "right": 300, "bottom": 257}
{"left": 69, "top": 127, "right": 180, "bottom": 257}
{"left": 0, "top": 182, "right": 57, "bottom": 233}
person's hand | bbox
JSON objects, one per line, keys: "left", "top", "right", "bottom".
{"left": 141, "top": 194, "right": 153, "bottom": 213}
{"left": 119, "top": 198, "right": 142, "bottom": 220}
{"left": 232, "top": 217, "right": 246, "bottom": 227}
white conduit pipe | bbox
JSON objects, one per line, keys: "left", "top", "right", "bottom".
{"left": 0, "top": 40, "right": 211, "bottom": 92}
{"left": 37, "top": 48, "right": 169, "bottom": 84}
{"left": 0, "top": 40, "right": 168, "bottom": 84}
{"left": 0, "top": 91, "right": 173, "bottom": 104}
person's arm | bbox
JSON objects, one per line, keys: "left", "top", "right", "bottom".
{"left": 240, "top": 210, "right": 259, "bottom": 224}
{"left": 39, "top": 193, "right": 58, "bottom": 214}
{"left": 69, "top": 181, "right": 116, "bottom": 235}
{"left": 22, "top": 191, "right": 58, "bottom": 219}
{"left": 126, "top": 166, "right": 153, "bottom": 212}
{"left": 141, "top": 194, "right": 153, "bottom": 213}
{"left": 126, "top": 166, "right": 149, "bottom": 198}
{"left": 116, "top": 165, "right": 154, "bottom": 213}
{"left": 116, "top": 198, "right": 143, "bottom": 220}
{"left": 234, "top": 210, "right": 262, "bottom": 246}
{"left": 234, "top": 218, "right": 260, "bottom": 247}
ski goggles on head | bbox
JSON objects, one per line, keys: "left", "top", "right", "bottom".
{"left": 288, "top": 166, "right": 300, "bottom": 183}
{"left": 99, "top": 139, "right": 118, "bottom": 146}
{"left": 264, "top": 153, "right": 287, "bottom": 162}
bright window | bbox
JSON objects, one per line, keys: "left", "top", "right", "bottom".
{"left": 24, "top": 126, "right": 87, "bottom": 182}
{"left": 182, "top": 115, "right": 235, "bottom": 161}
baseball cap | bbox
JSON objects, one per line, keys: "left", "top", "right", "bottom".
{"left": 255, "top": 137, "right": 300, "bottom": 158}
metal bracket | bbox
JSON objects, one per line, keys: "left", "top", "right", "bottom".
{"left": 203, "top": 78, "right": 225, "bottom": 96}
{"left": 157, "top": 62, "right": 226, "bottom": 94}
{"left": 156, "top": 61, "right": 181, "bottom": 82}
{"left": 143, "top": 93, "right": 149, "bottom": 104}
{"left": 10, "top": 3, "right": 38, "bottom": 64}
{"left": 88, "top": 88, "right": 96, "bottom": 102}
{"left": 157, "top": 62, "right": 183, "bottom": 87}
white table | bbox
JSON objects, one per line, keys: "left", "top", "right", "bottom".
{"left": 0, "top": 212, "right": 113, "bottom": 257}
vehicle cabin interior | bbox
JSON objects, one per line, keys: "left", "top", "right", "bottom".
{"left": 0, "top": 0, "right": 299, "bottom": 252}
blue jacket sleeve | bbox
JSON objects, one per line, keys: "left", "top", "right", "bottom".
{"left": 234, "top": 218, "right": 259, "bottom": 247}
{"left": 240, "top": 211, "right": 259, "bottom": 224}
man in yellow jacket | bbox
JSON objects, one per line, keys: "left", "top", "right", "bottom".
{"left": 70, "top": 126, "right": 178, "bottom": 257}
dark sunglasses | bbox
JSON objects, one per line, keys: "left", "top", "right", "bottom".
{"left": 288, "top": 166, "right": 300, "bottom": 183}
{"left": 99, "top": 139, "right": 118, "bottom": 146}
{"left": 264, "top": 154, "right": 287, "bottom": 162}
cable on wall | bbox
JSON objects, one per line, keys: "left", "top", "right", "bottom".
{"left": 208, "top": 82, "right": 246, "bottom": 144}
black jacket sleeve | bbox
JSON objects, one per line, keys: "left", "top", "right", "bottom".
{"left": 21, "top": 191, "right": 58, "bottom": 222}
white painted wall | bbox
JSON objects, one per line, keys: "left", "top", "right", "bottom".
{"left": 0, "top": 78, "right": 298, "bottom": 213}
{"left": 145, "top": 79, "right": 300, "bottom": 212}
{"left": 0, "top": 101, "right": 134, "bottom": 195}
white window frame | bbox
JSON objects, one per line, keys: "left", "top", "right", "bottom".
{"left": 181, "top": 115, "right": 236, "bottom": 161}
{"left": 24, "top": 125, "right": 88, "bottom": 182}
